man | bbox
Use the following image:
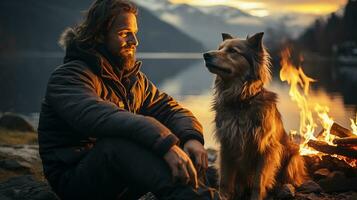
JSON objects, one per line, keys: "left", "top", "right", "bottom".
{"left": 38, "top": 0, "right": 220, "bottom": 199}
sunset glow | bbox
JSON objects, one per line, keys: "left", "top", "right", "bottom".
{"left": 169, "top": 0, "right": 347, "bottom": 17}
{"left": 280, "top": 3, "right": 345, "bottom": 15}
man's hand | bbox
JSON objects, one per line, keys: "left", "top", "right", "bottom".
{"left": 163, "top": 145, "right": 198, "bottom": 189}
{"left": 183, "top": 140, "right": 208, "bottom": 173}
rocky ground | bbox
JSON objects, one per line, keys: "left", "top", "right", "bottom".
{"left": 0, "top": 135, "right": 59, "bottom": 199}
{"left": 0, "top": 113, "right": 356, "bottom": 200}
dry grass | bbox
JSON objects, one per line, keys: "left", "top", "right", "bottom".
{"left": 0, "top": 128, "right": 38, "bottom": 145}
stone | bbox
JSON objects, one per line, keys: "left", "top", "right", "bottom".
{"left": 297, "top": 180, "right": 323, "bottom": 193}
{"left": 294, "top": 191, "right": 357, "bottom": 200}
{"left": 313, "top": 168, "right": 330, "bottom": 180}
{"left": 0, "top": 194, "right": 11, "bottom": 200}
{"left": 276, "top": 184, "right": 295, "bottom": 199}
{"left": 207, "top": 148, "right": 218, "bottom": 164}
{"left": 328, "top": 171, "right": 345, "bottom": 179}
{"left": 139, "top": 192, "right": 158, "bottom": 200}
{"left": 0, "top": 113, "right": 35, "bottom": 132}
{"left": 318, "top": 172, "right": 357, "bottom": 192}
{"left": 295, "top": 192, "right": 322, "bottom": 200}
{"left": 206, "top": 166, "right": 219, "bottom": 189}
{"left": 0, "top": 159, "right": 31, "bottom": 173}
{"left": 303, "top": 155, "right": 322, "bottom": 175}
{"left": 0, "top": 145, "right": 40, "bottom": 163}
{"left": 0, "top": 175, "right": 59, "bottom": 200}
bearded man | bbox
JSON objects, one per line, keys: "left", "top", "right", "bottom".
{"left": 38, "top": 0, "right": 220, "bottom": 199}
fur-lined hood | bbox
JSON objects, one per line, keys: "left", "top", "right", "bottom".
{"left": 58, "top": 27, "right": 78, "bottom": 50}
{"left": 58, "top": 27, "right": 99, "bottom": 68}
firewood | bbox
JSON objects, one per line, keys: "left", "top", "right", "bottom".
{"left": 333, "top": 136, "right": 357, "bottom": 146}
{"left": 315, "top": 129, "right": 324, "bottom": 138}
{"left": 330, "top": 123, "right": 354, "bottom": 138}
{"left": 307, "top": 140, "right": 357, "bottom": 159}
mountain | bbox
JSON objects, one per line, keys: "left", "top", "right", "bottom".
{"left": 136, "top": 4, "right": 204, "bottom": 52}
{"left": 133, "top": 0, "right": 320, "bottom": 50}
{"left": 0, "top": 0, "right": 204, "bottom": 113}
{"left": 0, "top": 0, "right": 203, "bottom": 53}
{"left": 196, "top": 5, "right": 251, "bottom": 21}
{"left": 133, "top": 0, "right": 264, "bottom": 49}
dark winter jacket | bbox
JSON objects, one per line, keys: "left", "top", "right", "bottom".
{"left": 37, "top": 32, "right": 204, "bottom": 189}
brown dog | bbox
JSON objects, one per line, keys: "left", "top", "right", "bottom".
{"left": 203, "top": 32, "right": 307, "bottom": 200}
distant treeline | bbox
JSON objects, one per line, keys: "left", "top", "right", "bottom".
{"left": 297, "top": 0, "right": 357, "bottom": 56}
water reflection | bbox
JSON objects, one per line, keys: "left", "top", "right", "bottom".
{"left": 299, "top": 59, "right": 357, "bottom": 106}
{"left": 159, "top": 61, "right": 357, "bottom": 149}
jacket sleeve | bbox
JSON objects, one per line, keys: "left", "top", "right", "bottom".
{"left": 139, "top": 72, "right": 204, "bottom": 146}
{"left": 45, "top": 63, "right": 178, "bottom": 156}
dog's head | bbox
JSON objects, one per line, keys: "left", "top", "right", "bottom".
{"left": 203, "top": 32, "right": 271, "bottom": 100}
{"left": 203, "top": 32, "right": 271, "bottom": 84}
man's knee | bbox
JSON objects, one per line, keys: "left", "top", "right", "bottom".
{"left": 93, "top": 138, "right": 148, "bottom": 161}
{"left": 95, "top": 138, "right": 137, "bottom": 152}
{"left": 92, "top": 138, "right": 173, "bottom": 187}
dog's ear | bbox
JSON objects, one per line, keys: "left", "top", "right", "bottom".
{"left": 247, "top": 32, "right": 264, "bottom": 50}
{"left": 222, "top": 33, "right": 234, "bottom": 41}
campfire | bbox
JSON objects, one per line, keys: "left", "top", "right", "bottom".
{"left": 279, "top": 48, "right": 357, "bottom": 192}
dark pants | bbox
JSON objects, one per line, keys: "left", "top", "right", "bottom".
{"left": 55, "top": 138, "right": 220, "bottom": 200}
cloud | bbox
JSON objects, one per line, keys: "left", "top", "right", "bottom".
{"left": 160, "top": 12, "right": 184, "bottom": 26}
{"left": 227, "top": 16, "right": 264, "bottom": 25}
{"left": 169, "top": 0, "right": 347, "bottom": 16}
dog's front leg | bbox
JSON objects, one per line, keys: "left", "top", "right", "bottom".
{"left": 219, "top": 154, "right": 237, "bottom": 199}
{"left": 250, "top": 157, "right": 265, "bottom": 200}
{"left": 251, "top": 152, "right": 281, "bottom": 200}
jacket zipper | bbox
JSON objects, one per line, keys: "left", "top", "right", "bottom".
{"left": 105, "top": 79, "right": 132, "bottom": 112}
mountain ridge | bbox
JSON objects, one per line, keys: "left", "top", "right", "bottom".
{"left": 0, "top": 0, "right": 204, "bottom": 53}
{"left": 0, "top": 0, "right": 204, "bottom": 112}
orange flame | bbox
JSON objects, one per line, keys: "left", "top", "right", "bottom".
{"left": 279, "top": 47, "right": 356, "bottom": 167}
{"left": 351, "top": 114, "right": 357, "bottom": 135}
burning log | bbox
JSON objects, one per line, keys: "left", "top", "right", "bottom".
{"left": 315, "top": 129, "right": 325, "bottom": 138}
{"left": 330, "top": 123, "right": 354, "bottom": 138}
{"left": 307, "top": 140, "right": 357, "bottom": 159}
{"left": 333, "top": 136, "right": 357, "bottom": 146}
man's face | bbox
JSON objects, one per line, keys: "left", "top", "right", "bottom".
{"left": 105, "top": 12, "right": 139, "bottom": 70}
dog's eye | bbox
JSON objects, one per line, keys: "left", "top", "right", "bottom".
{"left": 228, "top": 48, "right": 237, "bottom": 53}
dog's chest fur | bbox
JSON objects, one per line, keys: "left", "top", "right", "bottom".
{"left": 213, "top": 89, "right": 278, "bottom": 158}
{"left": 215, "top": 102, "right": 260, "bottom": 153}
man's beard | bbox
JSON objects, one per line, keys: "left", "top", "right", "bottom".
{"left": 118, "top": 48, "right": 136, "bottom": 71}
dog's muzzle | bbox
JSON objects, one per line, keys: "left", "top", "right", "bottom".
{"left": 203, "top": 52, "right": 213, "bottom": 60}
{"left": 203, "top": 53, "right": 232, "bottom": 74}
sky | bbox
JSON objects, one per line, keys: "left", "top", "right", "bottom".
{"left": 169, "top": 0, "right": 348, "bottom": 17}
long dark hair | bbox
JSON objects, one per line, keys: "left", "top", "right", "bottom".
{"left": 59, "top": 0, "right": 137, "bottom": 48}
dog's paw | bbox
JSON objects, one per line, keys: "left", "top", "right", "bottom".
{"left": 250, "top": 192, "right": 263, "bottom": 200}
